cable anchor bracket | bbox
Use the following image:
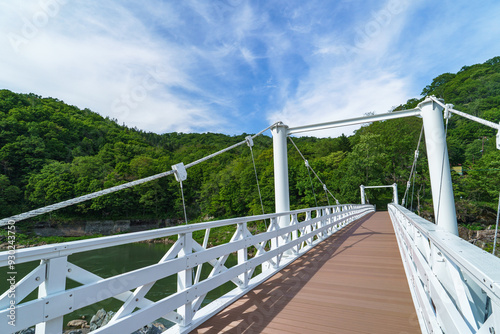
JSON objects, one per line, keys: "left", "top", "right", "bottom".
{"left": 444, "top": 103, "right": 453, "bottom": 120}
{"left": 245, "top": 136, "right": 254, "bottom": 147}
{"left": 172, "top": 162, "right": 187, "bottom": 182}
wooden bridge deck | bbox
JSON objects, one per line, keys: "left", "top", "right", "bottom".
{"left": 191, "top": 212, "right": 421, "bottom": 334}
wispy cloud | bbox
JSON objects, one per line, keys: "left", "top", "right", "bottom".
{"left": 268, "top": 0, "right": 500, "bottom": 137}
{"left": 269, "top": 66, "right": 411, "bottom": 137}
{"left": 399, "top": 1, "right": 500, "bottom": 80}
{"left": 0, "top": 0, "right": 499, "bottom": 137}
{"left": 269, "top": 0, "right": 416, "bottom": 137}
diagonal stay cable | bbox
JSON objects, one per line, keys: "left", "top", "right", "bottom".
{"left": 288, "top": 136, "right": 340, "bottom": 205}
{"left": 179, "top": 180, "right": 188, "bottom": 225}
{"left": 249, "top": 145, "right": 265, "bottom": 216}
{"left": 402, "top": 124, "right": 424, "bottom": 207}
{"left": 325, "top": 187, "right": 340, "bottom": 205}
{"left": 0, "top": 123, "right": 280, "bottom": 226}
{"left": 288, "top": 137, "right": 318, "bottom": 206}
{"left": 306, "top": 161, "right": 318, "bottom": 207}
{"left": 493, "top": 192, "right": 500, "bottom": 255}
{"left": 323, "top": 184, "right": 330, "bottom": 206}
{"left": 435, "top": 117, "right": 450, "bottom": 226}
{"left": 246, "top": 137, "right": 268, "bottom": 230}
{"left": 410, "top": 167, "right": 417, "bottom": 211}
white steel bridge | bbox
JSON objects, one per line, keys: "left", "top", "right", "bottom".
{"left": 1, "top": 96, "right": 500, "bottom": 333}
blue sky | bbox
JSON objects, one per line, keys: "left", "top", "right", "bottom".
{"left": 1, "top": 0, "right": 500, "bottom": 138}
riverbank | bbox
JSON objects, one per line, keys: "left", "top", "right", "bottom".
{"left": 0, "top": 218, "right": 267, "bottom": 250}
{"left": 1, "top": 218, "right": 496, "bottom": 256}
{"left": 0, "top": 218, "right": 180, "bottom": 250}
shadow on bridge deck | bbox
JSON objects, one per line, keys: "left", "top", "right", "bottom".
{"left": 191, "top": 212, "right": 421, "bottom": 334}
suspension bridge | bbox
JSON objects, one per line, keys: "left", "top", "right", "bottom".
{"left": 1, "top": 96, "right": 499, "bottom": 333}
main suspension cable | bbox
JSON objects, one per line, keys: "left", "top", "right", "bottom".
{"left": 0, "top": 122, "right": 280, "bottom": 226}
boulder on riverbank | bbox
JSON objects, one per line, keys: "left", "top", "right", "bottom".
{"left": 67, "top": 319, "right": 88, "bottom": 328}
{"left": 89, "top": 308, "right": 114, "bottom": 331}
{"left": 32, "top": 219, "right": 180, "bottom": 237}
{"left": 86, "top": 308, "right": 167, "bottom": 333}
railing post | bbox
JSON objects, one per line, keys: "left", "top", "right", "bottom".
{"left": 360, "top": 185, "right": 365, "bottom": 204}
{"left": 392, "top": 183, "right": 398, "bottom": 204}
{"left": 271, "top": 123, "right": 290, "bottom": 230}
{"left": 35, "top": 256, "right": 67, "bottom": 334}
{"left": 419, "top": 97, "right": 458, "bottom": 235}
{"left": 305, "top": 211, "right": 313, "bottom": 245}
{"left": 177, "top": 232, "right": 193, "bottom": 327}
{"left": 237, "top": 223, "right": 249, "bottom": 288}
{"left": 325, "top": 208, "right": 331, "bottom": 236}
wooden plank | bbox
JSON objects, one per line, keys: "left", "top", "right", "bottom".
{"left": 191, "top": 212, "right": 421, "bottom": 333}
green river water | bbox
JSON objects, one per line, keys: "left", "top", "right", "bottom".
{"left": 2, "top": 242, "right": 238, "bottom": 332}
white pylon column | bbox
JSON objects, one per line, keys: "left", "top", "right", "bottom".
{"left": 419, "top": 97, "right": 458, "bottom": 235}
{"left": 360, "top": 185, "right": 366, "bottom": 204}
{"left": 271, "top": 123, "right": 290, "bottom": 228}
{"left": 392, "top": 183, "right": 398, "bottom": 205}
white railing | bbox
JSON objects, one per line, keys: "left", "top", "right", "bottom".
{"left": 388, "top": 204, "right": 500, "bottom": 334}
{"left": 0, "top": 204, "right": 374, "bottom": 334}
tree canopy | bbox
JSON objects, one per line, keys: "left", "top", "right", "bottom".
{"left": 1, "top": 56, "right": 500, "bottom": 224}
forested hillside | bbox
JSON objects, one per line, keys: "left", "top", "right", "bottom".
{"left": 1, "top": 56, "right": 500, "bottom": 228}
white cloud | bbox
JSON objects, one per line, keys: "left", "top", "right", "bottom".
{"left": 0, "top": 0, "right": 499, "bottom": 138}
{"left": 269, "top": 0, "right": 416, "bottom": 137}
{"left": 401, "top": 1, "right": 500, "bottom": 77}
{"left": 269, "top": 67, "right": 411, "bottom": 138}
{"left": 0, "top": 0, "right": 231, "bottom": 133}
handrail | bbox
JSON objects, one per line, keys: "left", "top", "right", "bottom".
{"left": 0, "top": 204, "right": 374, "bottom": 334}
{"left": 388, "top": 204, "right": 500, "bottom": 334}
{"left": 0, "top": 204, "right": 355, "bottom": 266}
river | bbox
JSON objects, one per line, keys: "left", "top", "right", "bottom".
{"left": 2, "top": 242, "right": 238, "bottom": 331}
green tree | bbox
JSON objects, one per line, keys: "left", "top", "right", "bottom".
{"left": 0, "top": 174, "right": 22, "bottom": 216}
{"left": 26, "top": 161, "right": 76, "bottom": 207}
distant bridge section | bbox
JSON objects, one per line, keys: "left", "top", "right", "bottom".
{"left": 360, "top": 183, "right": 398, "bottom": 205}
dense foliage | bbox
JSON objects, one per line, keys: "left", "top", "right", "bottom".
{"left": 421, "top": 56, "right": 500, "bottom": 221}
{"left": 1, "top": 56, "right": 500, "bottom": 225}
